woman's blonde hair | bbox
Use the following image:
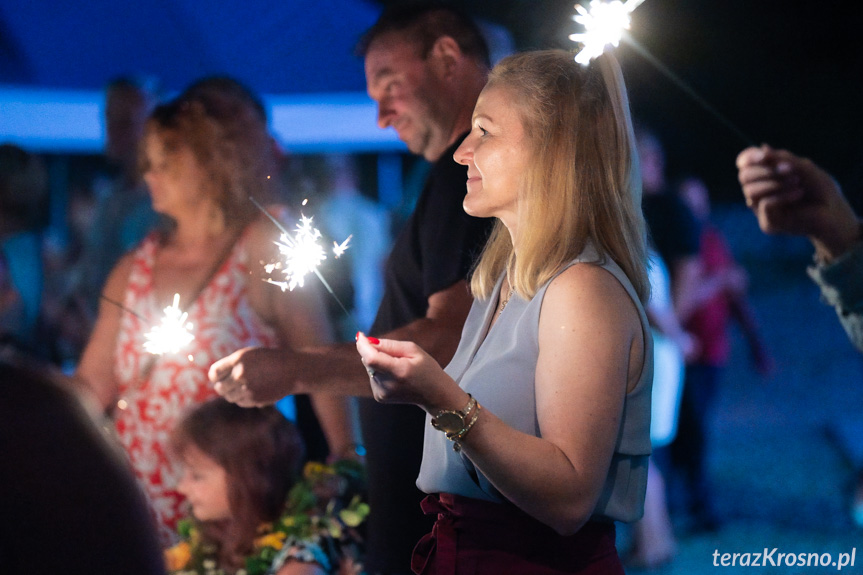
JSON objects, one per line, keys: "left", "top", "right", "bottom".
{"left": 469, "top": 50, "right": 649, "bottom": 304}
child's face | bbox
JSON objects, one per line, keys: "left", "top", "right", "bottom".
{"left": 176, "top": 445, "right": 231, "bottom": 522}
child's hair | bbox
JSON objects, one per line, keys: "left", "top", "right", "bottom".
{"left": 171, "top": 399, "right": 305, "bottom": 570}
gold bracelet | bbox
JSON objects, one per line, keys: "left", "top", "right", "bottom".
{"left": 431, "top": 394, "right": 476, "bottom": 435}
{"left": 451, "top": 403, "right": 481, "bottom": 453}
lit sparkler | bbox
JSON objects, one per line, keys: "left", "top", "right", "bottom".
{"left": 260, "top": 213, "right": 353, "bottom": 290}
{"left": 568, "top": 0, "right": 755, "bottom": 145}
{"left": 265, "top": 214, "right": 328, "bottom": 291}
{"left": 250, "top": 196, "right": 358, "bottom": 331}
{"left": 142, "top": 293, "right": 195, "bottom": 355}
{"left": 569, "top": 0, "right": 645, "bottom": 65}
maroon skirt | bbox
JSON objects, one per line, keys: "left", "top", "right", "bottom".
{"left": 411, "top": 493, "right": 624, "bottom": 575}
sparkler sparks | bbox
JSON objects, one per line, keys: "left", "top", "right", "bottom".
{"left": 249, "top": 196, "right": 352, "bottom": 292}
{"left": 143, "top": 293, "right": 195, "bottom": 355}
{"left": 569, "top": 0, "right": 645, "bottom": 65}
{"left": 250, "top": 195, "right": 358, "bottom": 332}
{"left": 333, "top": 235, "right": 352, "bottom": 258}
{"left": 266, "top": 214, "right": 328, "bottom": 291}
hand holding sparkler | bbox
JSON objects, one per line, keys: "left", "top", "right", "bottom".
{"left": 355, "top": 332, "right": 466, "bottom": 414}
{"left": 737, "top": 145, "right": 862, "bottom": 261}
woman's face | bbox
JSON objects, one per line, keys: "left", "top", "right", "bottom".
{"left": 142, "top": 132, "right": 206, "bottom": 216}
{"left": 176, "top": 444, "right": 232, "bottom": 522}
{"left": 454, "top": 84, "right": 531, "bottom": 230}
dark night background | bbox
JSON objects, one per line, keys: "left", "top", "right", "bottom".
{"left": 2, "top": 0, "right": 861, "bottom": 206}
{"left": 460, "top": 0, "right": 862, "bottom": 206}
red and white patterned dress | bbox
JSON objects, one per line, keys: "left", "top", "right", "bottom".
{"left": 113, "top": 228, "right": 278, "bottom": 543}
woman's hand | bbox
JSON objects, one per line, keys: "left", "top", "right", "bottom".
{"left": 355, "top": 332, "right": 466, "bottom": 415}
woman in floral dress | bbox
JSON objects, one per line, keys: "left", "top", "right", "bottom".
{"left": 74, "top": 79, "right": 359, "bottom": 543}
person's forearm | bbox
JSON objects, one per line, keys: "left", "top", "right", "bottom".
{"left": 670, "top": 258, "right": 705, "bottom": 324}
{"left": 295, "top": 316, "right": 464, "bottom": 397}
{"left": 457, "top": 409, "right": 606, "bottom": 535}
{"left": 812, "top": 216, "right": 863, "bottom": 263}
{"left": 293, "top": 342, "right": 376, "bottom": 397}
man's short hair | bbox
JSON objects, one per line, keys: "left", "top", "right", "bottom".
{"left": 357, "top": 2, "right": 490, "bottom": 68}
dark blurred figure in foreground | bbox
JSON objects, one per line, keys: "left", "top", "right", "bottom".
{"left": 0, "top": 351, "right": 165, "bottom": 574}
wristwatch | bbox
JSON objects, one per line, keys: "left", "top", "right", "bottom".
{"left": 431, "top": 394, "right": 477, "bottom": 435}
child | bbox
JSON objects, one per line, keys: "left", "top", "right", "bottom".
{"left": 166, "top": 398, "right": 366, "bottom": 575}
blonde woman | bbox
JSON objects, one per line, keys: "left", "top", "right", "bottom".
{"left": 356, "top": 50, "right": 652, "bottom": 573}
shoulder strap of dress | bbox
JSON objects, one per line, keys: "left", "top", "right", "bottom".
{"left": 184, "top": 227, "right": 245, "bottom": 310}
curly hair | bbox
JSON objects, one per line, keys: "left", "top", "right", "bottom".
{"left": 141, "top": 77, "right": 277, "bottom": 226}
{"left": 170, "top": 399, "right": 305, "bottom": 570}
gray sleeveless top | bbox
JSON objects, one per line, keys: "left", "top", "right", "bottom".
{"left": 416, "top": 243, "right": 653, "bottom": 523}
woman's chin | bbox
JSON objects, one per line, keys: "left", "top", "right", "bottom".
{"left": 462, "top": 199, "right": 488, "bottom": 219}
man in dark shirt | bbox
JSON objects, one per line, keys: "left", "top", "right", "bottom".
{"left": 209, "top": 5, "right": 492, "bottom": 574}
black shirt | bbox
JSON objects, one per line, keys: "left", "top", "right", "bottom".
{"left": 361, "top": 135, "right": 492, "bottom": 574}
{"left": 642, "top": 191, "right": 701, "bottom": 272}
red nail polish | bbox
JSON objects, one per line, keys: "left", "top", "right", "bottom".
{"left": 367, "top": 337, "right": 380, "bottom": 345}
{"left": 355, "top": 331, "right": 361, "bottom": 341}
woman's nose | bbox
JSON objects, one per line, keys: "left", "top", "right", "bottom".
{"left": 453, "top": 137, "right": 473, "bottom": 166}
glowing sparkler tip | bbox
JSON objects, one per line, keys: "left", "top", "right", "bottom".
{"left": 143, "top": 293, "right": 195, "bottom": 355}
{"left": 265, "top": 213, "right": 328, "bottom": 291}
{"left": 570, "top": 0, "right": 644, "bottom": 65}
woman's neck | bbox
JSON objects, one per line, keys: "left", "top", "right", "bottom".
{"left": 170, "top": 204, "right": 237, "bottom": 249}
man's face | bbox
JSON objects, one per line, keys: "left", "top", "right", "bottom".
{"left": 365, "top": 34, "right": 450, "bottom": 162}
